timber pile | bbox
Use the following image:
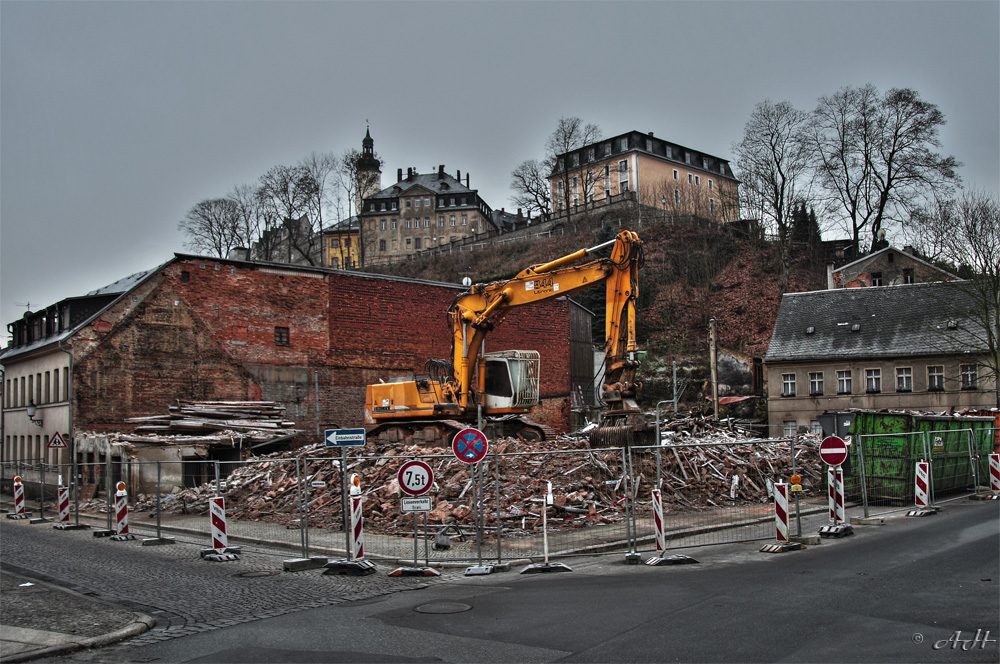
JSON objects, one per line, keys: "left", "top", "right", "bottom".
{"left": 120, "top": 419, "right": 824, "bottom": 536}
{"left": 123, "top": 400, "right": 300, "bottom": 445}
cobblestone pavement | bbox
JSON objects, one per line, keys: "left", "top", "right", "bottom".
{"left": 0, "top": 518, "right": 444, "bottom": 652}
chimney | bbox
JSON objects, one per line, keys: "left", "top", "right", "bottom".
{"left": 407, "top": 167, "right": 413, "bottom": 180}
{"left": 826, "top": 262, "right": 836, "bottom": 290}
{"left": 517, "top": 208, "right": 523, "bottom": 223}
{"left": 438, "top": 164, "right": 445, "bottom": 179}
{"left": 456, "top": 169, "right": 461, "bottom": 182}
{"left": 902, "top": 245, "right": 914, "bottom": 255}
{"left": 397, "top": 168, "right": 403, "bottom": 182}
{"left": 465, "top": 173, "right": 469, "bottom": 188}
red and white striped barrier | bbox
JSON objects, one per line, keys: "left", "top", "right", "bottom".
{"left": 350, "top": 493, "right": 365, "bottom": 560}
{"left": 58, "top": 486, "right": 70, "bottom": 523}
{"left": 989, "top": 454, "right": 1000, "bottom": 493}
{"left": 827, "top": 466, "right": 836, "bottom": 522}
{"left": 114, "top": 483, "right": 131, "bottom": 537}
{"left": 651, "top": 488, "right": 665, "bottom": 555}
{"left": 832, "top": 467, "right": 845, "bottom": 524}
{"left": 210, "top": 497, "right": 228, "bottom": 553}
{"left": 774, "top": 482, "right": 789, "bottom": 544}
{"left": 914, "top": 460, "right": 930, "bottom": 509}
{"left": 7, "top": 476, "right": 28, "bottom": 519}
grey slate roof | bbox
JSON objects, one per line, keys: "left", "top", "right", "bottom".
{"left": 764, "top": 281, "right": 989, "bottom": 363}
{"left": 368, "top": 172, "right": 473, "bottom": 199}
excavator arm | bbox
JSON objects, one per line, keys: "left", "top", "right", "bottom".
{"left": 446, "top": 230, "right": 648, "bottom": 445}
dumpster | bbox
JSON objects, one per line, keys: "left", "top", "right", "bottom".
{"left": 822, "top": 410, "right": 995, "bottom": 503}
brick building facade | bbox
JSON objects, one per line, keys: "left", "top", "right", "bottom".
{"left": 2, "top": 255, "right": 586, "bottom": 466}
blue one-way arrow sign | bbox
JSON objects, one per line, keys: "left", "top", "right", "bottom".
{"left": 325, "top": 428, "right": 367, "bottom": 447}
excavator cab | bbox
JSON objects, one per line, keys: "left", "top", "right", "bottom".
{"left": 482, "top": 350, "right": 540, "bottom": 412}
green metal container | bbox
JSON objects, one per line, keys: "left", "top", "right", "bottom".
{"left": 837, "top": 411, "right": 995, "bottom": 502}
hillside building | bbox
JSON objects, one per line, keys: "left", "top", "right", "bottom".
{"left": 548, "top": 130, "right": 740, "bottom": 222}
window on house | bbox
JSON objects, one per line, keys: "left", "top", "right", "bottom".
{"left": 391, "top": 220, "right": 398, "bottom": 230}
{"left": 809, "top": 372, "right": 824, "bottom": 396}
{"left": 604, "top": 143, "right": 611, "bottom": 156}
{"left": 865, "top": 368, "right": 882, "bottom": 393}
{"left": 180, "top": 271, "right": 190, "bottom": 283}
{"left": 405, "top": 199, "right": 412, "bottom": 208}
{"left": 674, "top": 189, "right": 680, "bottom": 204}
{"left": 695, "top": 175, "right": 701, "bottom": 186}
{"left": 666, "top": 146, "right": 673, "bottom": 159}
{"left": 391, "top": 202, "right": 397, "bottom": 211}
{"left": 461, "top": 215, "right": 468, "bottom": 226}
{"left": 871, "top": 272, "right": 883, "bottom": 286}
{"left": 331, "top": 238, "right": 340, "bottom": 248}
{"left": 837, "top": 370, "right": 852, "bottom": 394}
{"left": 604, "top": 166, "right": 611, "bottom": 193}
{"left": 44, "top": 372, "right": 50, "bottom": 403}
{"left": 685, "top": 152, "right": 691, "bottom": 164}
{"left": 331, "top": 257, "right": 339, "bottom": 269}
{"left": 405, "top": 219, "right": 412, "bottom": 229}
{"left": 903, "top": 269, "right": 914, "bottom": 284}
{"left": 961, "top": 364, "right": 978, "bottom": 389}
{"left": 415, "top": 237, "right": 421, "bottom": 249}
{"left": 708, "top": 179, "right": 714, "bottom": 191}
{"left": 783, "top": 421, "right": 798, "bottom": 437}
{"left": 572, "top": 154, "right": 579, "bottom": 167}
{"left": 927, "top": 365, "right": 944, "bottom": 391}
{"left": 781, "top": 373, "right": 796, "bottom": 397}
{"left": 673, "top": 169, "right": 679, "bottom": 180}
{"left": 370, "top": 203, "right": 375, "bottom": 211}
{"left": 588, "top": 148, "right": 595, "bottom": 161}
{"left": 450, "top": 198, "right": 455, "bottom": 206}
{"left": 53, "top": 369, "right": 59, "bottom": 402}
{"left": 379, "top": 239, "right": 386, "bottom": 251}
{"left": 688, "top": 173, "right": 693, "bottom": 184}
{"left": 720, "top": 163, "right": 726, "bottom": 174}
{"left": 380, "top": 220, "right": 386, "bottom": 231}
{"left": 896, "top": 367, "right": 912, "bottom": 392}
{"left": 709, "top": 198, "right": 716, "bottom": 213}
{"left": 620, "top": 138, "right": 628, "bottom": 150}
{"left": 274, "top": 327, "right": 290, "bottom": 346}
{"left": 450, "top": 215, "right": 456, "bottom": 226}
{"left": 810, "top": 420, "right": 823, "bottom": 434}
{"left": 406, "top": 238, "right": 412, "bottom": 247}
{"left": 424, "top": 197, "right": 430, "bottom": 207}
{"left": 438, "top": 216, "right": 445, "bottom": 227}
{"left": 646, "top": 139, "right": 652, "bottom": 151}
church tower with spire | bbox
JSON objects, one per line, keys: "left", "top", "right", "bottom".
{"left": 356, "top": 126, "right": 382, "bottom": 215}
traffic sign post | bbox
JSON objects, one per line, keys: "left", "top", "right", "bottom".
{"left": 451, "top": 429, "right": 501, "bottom": 576}
{"left": 818, "top": 436, "right": 854, "bottom": 538}
{"left": 389, "top": 460, "right": 441, "bottom": 578}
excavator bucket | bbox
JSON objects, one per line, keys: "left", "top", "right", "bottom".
{"left": 588, "top": 410, "right": 654, "bottom": 448}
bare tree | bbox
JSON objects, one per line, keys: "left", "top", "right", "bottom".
{"left": 807, "top": 84, "right": 960, "bottom": 254}
{"left": 258, "top": 165, "right": 320, "bottom": 264}
{"left": 732, "top": 100, "right": 811, "bottom": 292}
{"left": 913, "top": 188, "right": 1000, "bottom": 407}
{"left": 178, "top": 198, "right": 241, "bottom": 258}
{"left": 544, "top": 117, "right": 602, "bottom": 221}
{"left": 509, "top": 158, "right": 551, "bottom": 218}
{"left": 300, "top": 151, "right": 338, "bottom": 267}
{"left": 228, "top": 183, "right": 273, "bottom": 258}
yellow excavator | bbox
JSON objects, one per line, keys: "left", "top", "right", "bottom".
{"left": 363, "top": 230, "right": 652, "bottom": 447}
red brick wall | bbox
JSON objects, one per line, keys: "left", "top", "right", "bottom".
{"left": 73, "top": 257, "right": 578, "bottom": 437}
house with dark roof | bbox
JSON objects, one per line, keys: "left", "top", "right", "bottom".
{"left": 360, "top": 165, "right": 499, "bottom": 264}
{"left": 829, "top": 245, "right": 959, "bottom": 289}
{"left": 763, "top": 281, "right": 996, "bottom": 435}
{"left": 548, "top": 130, "right": 741, "bottom": 223}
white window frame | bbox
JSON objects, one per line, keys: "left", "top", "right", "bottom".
{"left": 927, "top": 365, "right": 944, "bottom": 391}
{"left": 781, "top": 373, "right": 796, "bottom": 397}
{"left": 960, "top": 364, "right": 978, "bottom": 389}
{"left": 809, "top": 372, "right": 824, "bottom": 396}
{"left": 895, "top": 367, "right": 912, "bottom": 392}
{"left": 865, "top": 368, "right": 882, "bottom": 393}
{"left": 837, "top": 370, "right": 852, "bottom": 394}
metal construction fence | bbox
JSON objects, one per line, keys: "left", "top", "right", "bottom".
{"left": 2, "top": 427, "right": 995, "bottom": 565}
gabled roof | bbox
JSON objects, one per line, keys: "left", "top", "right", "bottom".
{"left": 764, "top": 281, "right": 988, "bottom": 363}
{"left": 368, "top": 171, "right": 474, "bottom": 199}
{"left": 833, "top": 245, "right": 959, "bottom": 279}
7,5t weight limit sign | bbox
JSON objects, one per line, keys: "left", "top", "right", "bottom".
{"left": 397, "top": 460, "right": 434, "bottom": 496}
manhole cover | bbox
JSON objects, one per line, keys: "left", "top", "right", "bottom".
{"left": 414, "top": 602, "right": 472, "bottom": 614}
{"left": 234, "top": 570, "right": 281, "bottom": 578}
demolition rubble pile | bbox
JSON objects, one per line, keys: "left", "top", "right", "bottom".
{"left": 131, "top": 416, "right": 823, "bottom": 535}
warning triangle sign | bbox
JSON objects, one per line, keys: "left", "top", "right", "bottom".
{"left": 48, "top": 432, "right": 67, "bottom": 449}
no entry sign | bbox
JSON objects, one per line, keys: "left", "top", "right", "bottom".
{"left": 820, "top": 436, "right": 849, "bottom": 467}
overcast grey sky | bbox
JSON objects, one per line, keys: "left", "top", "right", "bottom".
{"left": 2, "top": 1, "right": 997, "bottom": 342}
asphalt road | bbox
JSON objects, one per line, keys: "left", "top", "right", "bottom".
{"left": 6, "top": 499, "right": 998, "bottom": 663}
